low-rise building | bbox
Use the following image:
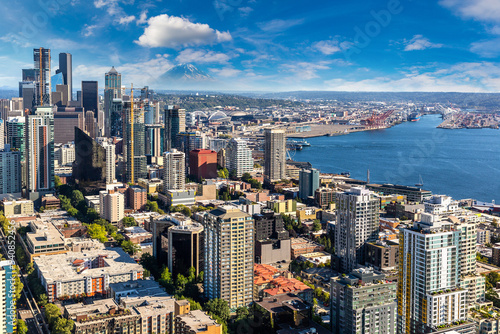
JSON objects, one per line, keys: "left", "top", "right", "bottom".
{"left": 34, "top": 248, "right": 144, "bottom": 302}
{"left": 159, "top": 189, "right": 196, "bottom": 207}
{"left": 127, "top": 186, "right": 147, "bottom": 211}
{"left": 22, "top": 220, "right": 67, "bottom": 262}
{"left": 109, "top": 279, "right": 169, "bottom": 302}
{"left": 176, "top": 309, "right": 222, "bottom": 334}
{"left": 255, "top": 293, "right": 312, "bottom": 330}
{"left": 365, "top": 240, "right": 399, "bottom": 271}
{"left": 2, "top": 198, "right": 34, "bottom": 217}
{"left": 298, "top": 251, "right": 331, "bottom": 266}
{"left": 296, "top": 207, "right": 322, "bottom": 221}
{"left": 291, "top": 238, "right": 324, "bottom": 259}
{"left": 138, "top": 178, "right": 163, "bottom": 194}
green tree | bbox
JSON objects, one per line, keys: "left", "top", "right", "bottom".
{"left": 54, "top": 175, "right": 62, "bottom": 188}
{"left": 70, "top": 190, "right": 84, "bottom": 207}
{"left": 87, "top": 224, "right": 108, "bottom": 243}
{"left": 204, "top": 298, "right": 230, "bottom": 323}
{"left": 189, "top": 299, "right": 202, "bottom": 310}
{"left": 121, "top": 240, "right": 140, "bottom": 255}
{"left": 52, "top": 318, "right": 74, "bottom": 334}
{"left": 312, "top": 220, "right": 322, "bottom": 232}
{"left": 160, "top": 266, "right": 173, "bottom": 285}
{"left": 13, "top": 265, "right": 23, "bottom": 301}
{"left": 122, "top": 217, "right": 137, "bottom": 227}
{"left": 197, "top": 270, "right": 204, "bottom": 283}
{"left": 181, "top": 206, "right": 192, "bottom": 217}
{"left": 38, "top": 293, "right": 48, "bottom": 307}
{"left": 17, "top": 319, "right": 28, "bottom": 334}
{"left": 44, "top": 303, "right": 62, "bottom": 328}
{"left": 241, "top": 173, "right": 252, "bottom": 182}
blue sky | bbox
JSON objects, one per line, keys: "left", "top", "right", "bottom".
{"left": 1, "top": 0, "right": 500, "bottom": 92}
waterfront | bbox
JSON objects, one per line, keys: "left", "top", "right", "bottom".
{"left": 293, "top": 114, "right": 500, "bottom": 203}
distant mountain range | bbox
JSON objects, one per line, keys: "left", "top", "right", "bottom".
{"left": 159, "top": 64, "right": 213, "bottom": 82}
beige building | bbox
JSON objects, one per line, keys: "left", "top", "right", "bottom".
{"left": 21, "top": 220, "right": 67, "bottom": 262}
{"left": 264, "top": 129, "right": 286, "bottom": 182}
{"left": 100, "top": 189, "right": 125, "bottom": 224}
{"left": 203, "top": 206, "right": 254, "bottom": 309}
{"left": 2, "top": 199, "right": 34, "bottom": 217}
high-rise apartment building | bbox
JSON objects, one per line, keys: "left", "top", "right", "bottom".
{"left": 264, "top": 129, "right": 286, "bottom": 182}
{"left": 56, "top": 53, "right": 72, "bottom": 101}
{"left": 398, "top": 218, "right": 471, "bottom": 334}
{"left": 331, "top": 268, "right": 397, "bottom": 334}
{"left": 96, "top": 137, "right": 116, "bottom": 184}
{"left": 335, "top": 187, "right": 379, "bottom": 273}
{"left": 165, "top": 106, "right": 185, "bottom": 151}
{"left": 99, "top": 189, "right": 125, "bottom": 225}
{"left": 299, "top": 168, "right": 320, "bottom": 200}
{"left": 26, "top": 106, "right": 55, "bottom": 205}
{"left": 0, "top": 119, "right": 4, "bottom": 151}
{"left": 0, "top": 145, "right": 22, "bottom": 196}
{"left": 0, "top": 260, "right": 16, "bottom": 334}
{"left": 6, "top": 117, "right": 25, "bottom": 161}
{"left": 189, "top": 149, "right": 217, "bottom": 181}
{"left": 81, "top": 81, "right": 98, "bottom": 114}
{"left": 203, "top": 206, "right": 254, "bottom": 309}
{"left": 163, "top": 149, "right": 185, "bottom": 191}
{"left": 33, "top": 47, "right": 51, "bottom": 106}
{"left": 145, "top": 124, "right": 164, "bottom": 164}
{"left": 225, "top": 138, "right": 253, "bottom": 178}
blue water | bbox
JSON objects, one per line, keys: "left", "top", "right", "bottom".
{"left": 293, "top": 115, "right": 500, "bottom": 202}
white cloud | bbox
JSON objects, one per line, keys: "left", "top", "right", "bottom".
{"left": 257, "top": 18, "right": 304, "bottom": 32}
{"left": 135, "top": 14, "right": 232, "bottom": 48}
{"left": 118, "top": 15, "right": 135, "bottom": 25}
{"left": 82, "top": 24, "right": 99, "bottom": 37}
{"left": 73, "top": 54, "right": 173, "bottom": 87}
{"left": 404, "top": 35, "right": 443, "bottom": 51}
{"left": 440, "top": 0, "right": 500, "bottom": 23}
{"left": 0, "top": 34, "right": 33, "bottom": 48}
{"left": 209, "top": 67, "right": 242, "bottom": 77}
{"left": 313, "top": 40, "right": 341, "bottom": 55}
{"left": 324, "top": 62, "right": 500, "bottom": 92}
{"left": 470, "top": 38, "right": 500, "bottom": 57}
{"left": 282, "top": 61, "right": 330, "bottom": 80}
{"left": 137, "top": 11, "right": 148, "bottom": 25}
{"left": 176, "top": 49, "right": 231, "bottom": 64}
{"left": 238, "top": 7, "right": 253, "bottom": 16}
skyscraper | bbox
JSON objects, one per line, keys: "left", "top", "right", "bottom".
{"left": 33, "top": 47, "right": 51, "bottom": 106}
{"left": 335, "top": 187, "right": 379, "bottom": 273}
{"left": 85, "top": 110, "right": 96, "bottom": 138}
{"left": 145, "top": 124, "right": 164, "bottom": 164}
{"left": 57, "top": 53, "right": 72, "bottom": 101}
{"left": 123, "top": 102, "right": 147, "bottom": 183}
{"left": 6, "top": 116, "right": 25, "bottom": 166}
{"left": 73, "top": 127, "right": 106, "bottom": 187}
{"left": 299, "top": 168, "right": 320, "bottom": 200}
{"left": 26, "top": 106, "right": 55, "bottom": 205}
{"left": 165, "top": 106, "right": 185, "bottom": 151}
{"left": 398, "top": 218, "right": 471, "bottom": 334}
{"left": 81, "top": 81, "right": 98, "bottom": 114}
{"left": 0, "top": 119, "right": 4, "bottom": 151}
{"left": 225, "top": 138, "right": 253, "bottom": 177}
{"left": 0, "top": 260, "right": 16, "bottom": 334}
{"left": 264, "top": 129, "right": 286, "bottom": 182}
{"left": 163, "top": 149, "right": 185, "bottom": 191}
{"left": 203, "top": 206, "right": 254, "bottom": 309}
{"left": 96, "top": 138, "right": 116, "bottom": 184}
{"left": 0, "top": 145, "right": 22, "bottom": 196}
{"left": 168, "top": 221, "right": 204, "bottom": 277}
{"left": 105, "top": 66, "right": 122, "bottom": 99}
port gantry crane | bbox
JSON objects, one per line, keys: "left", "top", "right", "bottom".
{"left": 365, "top": 109, "right": 395, "bottom": 128}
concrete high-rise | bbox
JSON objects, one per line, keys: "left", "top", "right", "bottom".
{"left": 33, "top": 47, "right": 51, "bottom": 106}
{"left": 335, "top": 187, "right": 379, "bottom": 273}
{"left": 105, "top": 66, "right": 121, "bottom": 99}
{"left": 56, "top": 53, "right": 72, "bottom": 101}
{"left": 99, "top": 189, "right": 125, "bottom": 225}
{"left": 331, "top": 268, "right": 397, "bottom": 334}
{"left": 264, "top": 129, "right": 286, "bottom": 182}
{"left": 96, "top": 137, "right": 116, "bottom": 184}
{"left": 398, "top": 218, "right": 470, "bottom": 334}
{"left": 163, "top": 149, "right": 185, "bottom": 191}
{"left": 85, "top": 110, "right": 96, "bottom": 138}
{"left": 0, "top": 119, "right": 4, "bottom": 151}
{"left": 165, "top": 106, "right": 185, "bottom": 151}
{"left": 53, "top": 111, "right": 85, "bottom": 144}
{"left": 26, "top": 106, "right": 55, "bottom": 205}
{"left": 81, "top": 81, "right": 98, "bottom": 114}
{"left": 225, "top": 138, "right": 253, "bottom": 178}
{"left": 189, "top": 149, "right": 217, "bottom": 181}
{"left": 0, "top": 145, "right": 22, "bottom": 196}
{"left": 203, "top": 206, "right": 254, "bottom": 309}
{"left": 299, "top": 168, "right": 320, "bottom": 200}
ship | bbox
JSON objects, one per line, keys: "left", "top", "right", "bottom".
{"left": 409, "top": 112, "right": 421, "bottom": 122}
{"left": 287, "top": 139, "right": 311, "bottom": 147}
{"left": 286, "top": 142, "right": 303, "bottom": 151}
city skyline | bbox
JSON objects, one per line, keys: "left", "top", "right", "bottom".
{"left": 0, "top": 1, "right": 499, "bottom": 92}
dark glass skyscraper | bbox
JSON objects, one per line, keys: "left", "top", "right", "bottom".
{"left": 56, "top": 53, "right": 72, "bottom": 101}
{"left": 81, "top": 81, "right": 98, "bottom": 114}
{"left": 73, "top": 127, "right": 106, "bottom": 186}
{"left": 165, "top": 106, "right": 185, "bottom": 151}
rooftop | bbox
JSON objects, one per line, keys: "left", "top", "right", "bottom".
{"left": 34, "top": 248, "right": 143, "bottom": 283}
{"left": 177, "top": 310, "right": 221, "bottom": 332}
{"left": 257, "top": 293, "right": 310, "bottom": 313}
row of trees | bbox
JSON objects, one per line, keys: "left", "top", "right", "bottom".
{"left": 44, "top": 303, "right": 74, "bottom": 334}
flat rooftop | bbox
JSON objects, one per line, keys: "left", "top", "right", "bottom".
{"left": 109, "top": 279, "right": 169, "bottom": 299}
{"left": 257, "top": 293, "right": 310, "bottom": 313}
{"left": 177, "top": 309, "right": 221, "bottom": 332}
{"left": 34, "top": 248, "right": 143, "bottom": 283}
